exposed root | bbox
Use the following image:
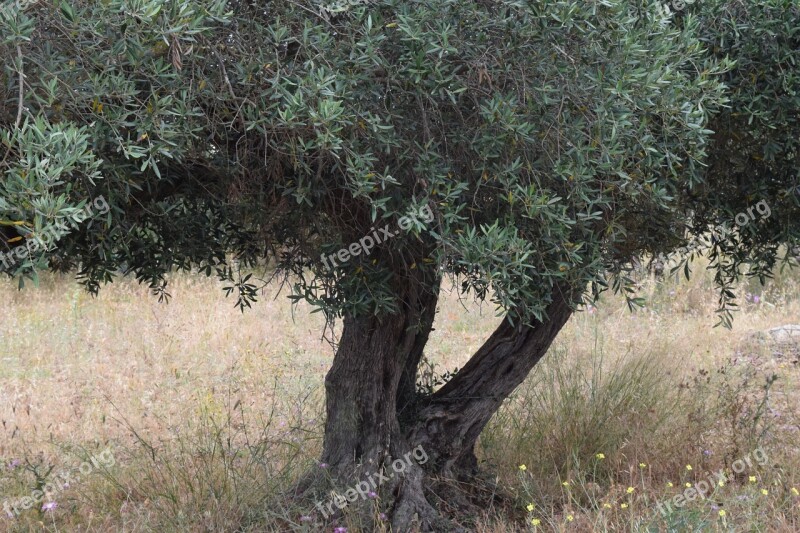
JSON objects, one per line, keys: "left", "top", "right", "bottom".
{"left": 390, "top": 464, "right": 454, "bottom": 532}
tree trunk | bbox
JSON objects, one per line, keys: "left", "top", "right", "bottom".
{"left": 396, "top": 289, "right": 438, "bottom": 427}
{"left": 313, "top": 284, "right": 575, "bottom": 531}
{"left": 313, "top": 273, "right": 446, "bottom": 530}
{"left": 410, "top": 288, "right": 575, "bottom": 481}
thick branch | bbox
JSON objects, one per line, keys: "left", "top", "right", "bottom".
{"left": 410, "top": 286, "right": 576, "bottom": 476}
{"left": 396, "top": 283, "right": 440, "bottom": 426}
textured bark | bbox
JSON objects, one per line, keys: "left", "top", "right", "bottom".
{"left": 321, "top": 279, "right": 439, "bottom": 473}
{"left": 320, "top": 312, "right": 409, "bottom": 473}
{"left": 396, "top": 286, "right": 439, "bottom": 427}
{"left": 315, "top": 274, "right": 447, "bottom": 531}
{"left": 314, "top": 283, "right": 575, "bottom": 532}
{"left": 409, "top": 287, "right": 575, "bottom": 480}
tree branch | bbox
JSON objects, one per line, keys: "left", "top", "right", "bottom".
{"left": 14, "top": 43, "right": 24, "bottom": 129}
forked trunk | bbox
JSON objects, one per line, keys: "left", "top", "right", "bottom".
{"left": 315, "top": 284, "right": 575, "bottom": 531}
{"left": 410, "top": 290, "right": 575, "bottom": 480}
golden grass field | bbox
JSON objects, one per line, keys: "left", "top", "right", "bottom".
{"left": 1, "top": 263, "right": 799, "bottom": 532}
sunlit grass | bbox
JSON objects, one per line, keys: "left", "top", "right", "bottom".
{"left": 0, "top": 265, "right": 798, "bottom": 531}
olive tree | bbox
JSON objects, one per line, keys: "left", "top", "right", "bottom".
{"left": 1, "top": 0, "right": 798, "bottom": 529}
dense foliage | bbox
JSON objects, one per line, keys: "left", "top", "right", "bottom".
{"left": 1, "top": 0, "right": 798, "bottom": 324}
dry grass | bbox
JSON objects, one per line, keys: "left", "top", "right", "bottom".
{"left": 0, "top": 263, "right": 799, "bottom": 531}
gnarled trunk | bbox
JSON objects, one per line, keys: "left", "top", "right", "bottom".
{"left": 314, "top": 284, "right": 575, "bottom": 531}
{"left": 410, "top": 290, "right": 575, "bottom": 480}
{"left": 313, "top": 274, "right": 445, "bottom": 530}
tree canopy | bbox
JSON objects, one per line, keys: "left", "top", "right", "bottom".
{"left": 2, "top": 0, "right": 796, "bottom": 324}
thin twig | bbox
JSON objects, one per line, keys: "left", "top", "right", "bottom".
{"left": 1, "top": 44, "right": 25, "bottom": 166}
{"left": 14, "top": 44, "right": 24, "bottom": 129}
{"left": 213, "top": 49, "right": 237, "bottom": 101}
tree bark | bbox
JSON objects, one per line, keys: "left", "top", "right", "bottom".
{"left": 314, "top": 283, "right": 575, "bottom": 531}
{"left": 410, "top": 287, "right": 575, "bottom": 481}
{"left": 396, "top": 286, "right": 439, "bottom": 427}
{"left": 313, "top": 273, "right": 446, "bottom": 530}
{"left": 320, "top": 276, "right": 439, "bottom": 473}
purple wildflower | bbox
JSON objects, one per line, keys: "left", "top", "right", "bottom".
{"left": 8, "top": 459, "right": 20, "bottom": 469}
{"left": 334, "top": 528, "right": 348, "bottom": 533}
{"left": 300, "top": 515, "right": 313, "bottom": 522}
{"left": 41, "top": 502, "right": 57, "bottom": 512}
{"left": 379, "top": 513, "right": 388, "bottom": 520}
{"left": 368, "top": 491, "right": 378, "bottom": 499}
{"left": 319, "top": 463, "right": 329, "bottom": 469}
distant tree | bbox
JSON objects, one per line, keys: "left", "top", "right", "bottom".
{"left": 2, "top": 0, "right": 798, "bottom": 529}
